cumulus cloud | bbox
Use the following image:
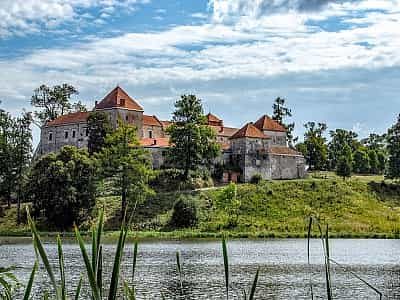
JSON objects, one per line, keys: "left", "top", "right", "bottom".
{"left": 0, "top": 0, "right": 149, "bottom": 38}
{"left": 210, "top": 0, "right": 362, "bottom": 22}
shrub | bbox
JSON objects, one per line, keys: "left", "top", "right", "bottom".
{"left": 169, "top": 196, "right": 198, "bottom": 229}
{"left": 250, "top": 173, "right": 262, "bottom": 184}
{"left": 150, "top": 168, "right": 184, "bottom": 191}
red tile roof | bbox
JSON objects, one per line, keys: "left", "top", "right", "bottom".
{"left": 269, "top": 146, "right": 303, "bottom": 156}
{"left": 95, "top": 86, "right": 143, "bottom": 111}
{"left": 207, "top": 113, "right": 221, "bottom": 122}
{"left": 211, "top": 126, "right": 239, "bottom": 137}
{"left": 254, "top": 115, "right": 286, "bottom": 132}
{"left": 143, "top": 115, "right": 162, "bottom": 126}
{"left": 140, "top": 137, "right": 170, "bottom": 148}
{"left": 230, "top": 123, "right": 268, "bottom": 139}
{"left": 46, "top": 112, "right": 90, "bottom": 126}
{"left": 160, "top": 120, "right": 172, "bottom": 129}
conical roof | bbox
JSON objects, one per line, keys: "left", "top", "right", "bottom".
{"left": 95, "top": 86, "right": 143, "bottom": 111}
{"left": 230, "top": 123, "right": 268, "bottom": 139}
{"left": 254, "top": 115, "right": 286, "bottom": 132}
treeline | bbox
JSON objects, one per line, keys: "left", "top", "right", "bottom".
{"left": 294, "top": 120, "right": 400, "bottom": 179}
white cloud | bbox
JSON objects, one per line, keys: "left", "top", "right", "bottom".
{"left": 0, "top": 0, "right": 149, "bottom": 38}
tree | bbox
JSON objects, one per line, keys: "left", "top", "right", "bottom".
{"left": 71, "top": 101, "right": 88, "bottom": 112}
{"left": 361, "top": 133, "right": 386, "bottom": 152}
{"left": 328, "top": 129, "right": 359, "bottom": 170}
{"left": 303, "top": 122, "right": 328, "bottom": 170}
{"left": 30, "top": 83, "right": 80, "bottom": 125}
{"left": 353, "top": 148, "right": 370, "bottom": 174}
{"left": 0, "top": 110, "right": 32, "bottom": 222}
{"left": 368, "top": 150, "right": 379, "bottom": 174}
{"left": 377, "top": 151, "right": 387, "bottom": 174}
{"left": 27, "top": 146, "right": 97, "bottom": 229}
{"left": 166, "top": 95, "right": 220, "bottom": 179}
{"left": 169, "top": 196, "right": 198, "bottom": 228}
{"left": 386, "top": 114, "right": 400, "bottom": 179}
{"left": 87, "top": 111, "right": 112, "bottom": 155}
{"left": 336, "top": 144, "right": 353, "bottom": 179}
{"left": 98, "top": 121, "right": 154, "bottom": 216}
{"left": 272, "top": 97, "right": 296, "bottom": 146}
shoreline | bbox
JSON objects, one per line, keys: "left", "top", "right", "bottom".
{"left": 1, "top": 230, "right": 399, "bottom": 242}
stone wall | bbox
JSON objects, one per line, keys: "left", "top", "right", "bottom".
{"left": 263, "top": 130, "right": 287, "bottom": 146}
{"left": 270, "top": 154, "right": 306, "bottom": 179}
{"left": 99, "top": 108, "right": 143, "bottom": 137}
{"left": 38, "top": 122, "right": 89, "bottom": 155}
{"left": 142, "top": 124, "right": 164, "bottom": 138}
{"left": 145, "top": 147, "right": 166, "bottom": 168}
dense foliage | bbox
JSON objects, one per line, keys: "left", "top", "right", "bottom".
{"left": 387, "top": 114, "right": 400, "bottom": 179}
{"left": 166, "top": 95, "right": 220, "bottom": 179}
{"left": 169, "top": 196, "right": 198, "bottom": 228}
{"left": 27, "top": 146, "right": 97, "bottom": 229}
{"left": 272, "top": 97, "right": 296, "bottom": 146}
{"left": 30, "top": 83, "right": 86, "bottom": 125}
{"left": 98, "top": 121, "right": 154, "bottom": 215}
{"left": 303, "top": 122, "right": 328, "bottom": 170}
{"left": 87, "top": 111, "right": 112, "bottom": 155}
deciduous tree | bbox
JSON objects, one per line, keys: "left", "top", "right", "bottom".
{"left": 303, "top": 122, "right": 328, "bottom": 170}
{"left": 336, "top": 144, "right": 353, "bottom": 180}
{"left": 87, "top": 111, "right": 112, "bottom": 155}
{"left": 27, "top": 146, "right": 97, "bottom": 229}
{"left": 386, "top": 114, "right": 400, "bottom": 179}
{"left": 272, "top": 97, "right": 296, "bottom": 146}
{"left": 166, "top": 95, "right": 220, "bottom": 179}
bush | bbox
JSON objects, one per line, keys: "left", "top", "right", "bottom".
{"left": 150, "top": 168, "right": 184, "bottom": 191}
{"left": 250, "top": 173, "right": 262, "bottom": 184}
{"left": 168, "top": 196, "right": 198, "bottom": 229}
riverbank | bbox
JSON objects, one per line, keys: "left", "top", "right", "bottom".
{"left": 1, "top": 174, "right": 400, "bottom": 239}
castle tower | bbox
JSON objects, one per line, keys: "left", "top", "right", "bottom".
{"left": 95, "top": 86, "right": 144, "bottom": 137}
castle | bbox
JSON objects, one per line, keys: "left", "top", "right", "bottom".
{"left": 36, "top": 86, "right": 306, "bottom": 182}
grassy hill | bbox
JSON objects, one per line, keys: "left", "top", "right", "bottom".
{"left": 1, "top": 174, "right": 400, "bottom": 238}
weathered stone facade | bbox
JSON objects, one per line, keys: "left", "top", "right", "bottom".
{"left": 36, "top": 86, "right": 306, "bottom": 181}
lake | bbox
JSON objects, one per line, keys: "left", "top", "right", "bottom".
{"left": 0, "top": 238, "right": 399, "bottom": 299}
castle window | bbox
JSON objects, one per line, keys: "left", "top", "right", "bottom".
{"left": 120, "top": 99, "right": 125, "bottom": 106}
{"left": 64, "top": 131, "right": 69, "bottom": 139}
{"left": 125, "top": 115, "right": 129, "bottom": 122}
{"left": 85, "top": 128, "right": 89, "bottom": 136}
{"left": 48, "top": 132, "right": 53, "bottom": 141}
{"left": 148, "top": 130, "right": 153, "bottom": 138}
{"left": 72, "top": 130, "right": 76, "bottom": 138}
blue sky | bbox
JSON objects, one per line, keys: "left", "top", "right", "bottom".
{"left": 1, "top": 0, "right": 400, "bottom": 147}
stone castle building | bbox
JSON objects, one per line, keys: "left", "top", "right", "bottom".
{"left": 36, "top": 86, "right": 306, "bottom": 182}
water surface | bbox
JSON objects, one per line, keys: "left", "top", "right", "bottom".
{"left": 0, "top": 238, "right": 399, "bottom": 299}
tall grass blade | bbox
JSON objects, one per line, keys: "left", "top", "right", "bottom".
{"left": 132, "top": 240, "right": 138, "bottom": 283}
{"left": 307, "top": 217, "right": 314, "bottom": 300}
{"left": 248, "top": 268, "right": 260, "bottom": 300}
{"left": 23, "top": 261, "right": 38, "bottom": 300}
{"left": 27, "top": 209, "right": 61, "bottom": 300}
{"left": 108, "top": 226, "right": 128, "bottom": 300}
{"left": 56, "top": 235, "right": 66, "bottom": 300}
{"left": 97, "top": 246, "right": 103, "bottom": 298}
{"left": 74, "top": 226, "right": 100, "bottom": 300}
{"left": 74, "top": 275, "right": 83, "bottom": 300}
{"left": 324, "top": 224, "right": 333, "bottom": 300}
{"left": 176, "top": 251, "right": 183, "bottom": 295}
{"left": 222, "top": 238, "right": 229, "bottom": 300}
{"left": 123, "top": 280, "right": 136, "bottom": 300}
{"left": 329, "top": 258, "right": 383, "bottom": 299}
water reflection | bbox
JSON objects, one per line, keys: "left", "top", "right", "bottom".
{"left": 0, "top": 239, "right": 399, "bottom": 299}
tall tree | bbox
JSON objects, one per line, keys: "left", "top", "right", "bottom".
{"left": 0, "top": 109, "right": 32, "bottom": 221}
{"left": 99, "top": 121, "right": 154, "bottom": 216}
{"left": 303, "top": 122, "right": 328, "bottom": 170}
{"left": 328, "top": 129, "right": 359, "bottom": 170}
{"left": 361, "top": 133, "right": 387, "bottom": 152}
{"left": 14, "top": 113, "right": 33, "bottom": 224}
{"left": 368, "top": 150, "right": 379, "bottom": 174}
{"left": 27, "top": 146, "right": 97, "bottom": 229}
{"left": 30, "top": 83, "right": 80, "bottom": 125}
{"left": 353, "top": 148, "right": 370, "bottom": 174}
{"left": 272, "top": 97, "right": 296, "bottom": 146}
{"left": 336, "top": 144, "right": 353, "bottom": 180}
{"left": 166, "top": 95, "right": 220, "bottom": 179}
{"left": 87, "top": 111, "right": 112, "bottom": 155}
{"left": 386, "top": 114, "right": 400, "bottom": 179}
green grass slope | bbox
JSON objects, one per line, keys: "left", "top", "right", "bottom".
{"left": 1, "top": 175, "right": 400, "bottom": 238}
